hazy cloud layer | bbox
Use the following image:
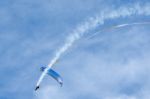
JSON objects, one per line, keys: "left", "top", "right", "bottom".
{"left": 0, "top": 0, "right": 150, "bottom": 99}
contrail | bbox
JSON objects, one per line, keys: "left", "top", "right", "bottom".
{"left": 114, "top": 22, "right": 150, "bottom": 28}
{"left": 36, "top": 3, "right": 150, "bottom": 88}
{"left": 88, "top": 21, "right": 150, "bottom": 39}
{"left": 36, "top": 15, "right": 99, "bottom": 87}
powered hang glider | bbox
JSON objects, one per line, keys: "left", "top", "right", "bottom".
{"left": 35, "top": 67, "right": 63, "bottom": 91}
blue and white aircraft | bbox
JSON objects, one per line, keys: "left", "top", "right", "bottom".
{"left": 35, "top": 67, "right": 63, "bottom": 91}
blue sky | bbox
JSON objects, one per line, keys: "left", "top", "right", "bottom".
{"left": 0, "top": 0, "right": 150, "bottom": 99}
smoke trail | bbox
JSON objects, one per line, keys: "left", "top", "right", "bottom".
{"left": 36, "top": 15, "right": 99, "bottom": 87}
{"left": 36, "top": 3, "right": 150, "bottom": 87}
{"left": 88, "top": 21, "right": 150, "bottom": 39}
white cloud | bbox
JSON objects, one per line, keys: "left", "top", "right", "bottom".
{"left": 36, "top": 25, "right": 150, "bottom": 99}
{"left": 105, "top": 95, "right": 137, "bottom": 99}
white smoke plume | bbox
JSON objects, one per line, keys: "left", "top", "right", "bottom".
{"left": 36, "top": 3, "right": 150, "bottom": 87}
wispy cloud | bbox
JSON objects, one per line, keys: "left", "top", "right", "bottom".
{"left": 36, "top": 2, "right": 150, "bottom": 88}
{"left": 0, "top": 0, "right": 150, "bottom": 99}
{"left": 36, "top": 2, "right": 150, "bottom": 99}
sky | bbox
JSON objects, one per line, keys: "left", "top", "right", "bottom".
{"left": 0, "top": 0, "right": 150, "bottom": 99}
